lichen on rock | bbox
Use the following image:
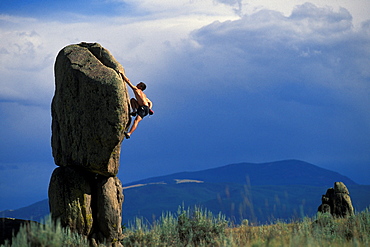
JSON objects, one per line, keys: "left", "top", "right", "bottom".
{"left": 48, "top": 167, "right": 94, "bottom": 236}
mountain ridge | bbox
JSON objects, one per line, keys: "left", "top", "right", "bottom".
{"left": 123, "top": 159, "right": 357, "bottom": 187}
{"left": 1, "top": 160, "right": 366, "bottom": 224}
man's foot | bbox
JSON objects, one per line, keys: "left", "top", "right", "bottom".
{"left": 149, "top": 109, "right": 154, "bottom": 115}
{"left": 130, "top": 112, "right": 137, "bottom": 117}
{"left": 124, "top": 132, "right": 131, "bottom": 139}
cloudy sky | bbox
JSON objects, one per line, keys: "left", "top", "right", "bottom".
{"left": 0, "top": 0, "right": 369, "bottom": 211}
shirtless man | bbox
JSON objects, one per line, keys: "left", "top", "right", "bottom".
{"left": 120, "top": 73, "right": 153, "bottom": 139}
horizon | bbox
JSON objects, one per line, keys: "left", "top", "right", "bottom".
{"left": 0, "top": 159, "right": 366, "bottom": 211}
{"left": 1, "top": 0, "right": 370, "bottom": 211}
{"left": 121, "top": 159, "right": 361, "bottom": 185}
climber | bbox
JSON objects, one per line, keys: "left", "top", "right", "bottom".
{"left": 120, "top": 72, "right": 153, "bottom": 139}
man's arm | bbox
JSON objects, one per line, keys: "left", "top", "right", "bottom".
{"left": 119, "top": 72, "right": 136, "bottom": 90}
{"left": 147, "top": 98, "right": 153, "bottom": 109}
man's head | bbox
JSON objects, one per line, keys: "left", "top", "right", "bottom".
{"left": 137, "top": 82, "right": 147, "bottom": 91}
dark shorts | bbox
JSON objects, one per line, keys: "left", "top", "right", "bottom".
{"left": 137, "top": 105, "right": 149, "bottom": 118}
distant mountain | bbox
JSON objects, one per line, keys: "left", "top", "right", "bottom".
{"left": 124, "top": 160, "right": 357, "bottom": 187}
{"left": 1, "top": 160, "right": 367, "bottom": 225}
{"left": 0, "top": 199, "right": 48, "bottom": 222}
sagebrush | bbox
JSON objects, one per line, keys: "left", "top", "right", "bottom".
{"left": 2, "top": 207, "right": 369, "bottom": 246}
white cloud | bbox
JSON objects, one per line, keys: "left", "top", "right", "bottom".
{"left": 0, "top": 0, "right": 241, "bottom": 104}
{"left": 233, "top": 0, "right": 369, "bottom": 28}
{"left": 1, "top": 1, "right": 368, "bottom": 105}
{"left": 177, "top": 3, "right": 370, "bottom": 94}
{"left": 0, "top": 1, "right": 368, "bottom": 120}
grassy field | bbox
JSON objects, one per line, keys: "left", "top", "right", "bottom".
{"left": 121, "top": 207, "right": 370, "bottom": 246}
{"left": 2, "top": 207, "right": 369, "bottom": 246}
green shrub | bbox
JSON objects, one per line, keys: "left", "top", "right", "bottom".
{"left": 121, "top": 206, "right": 228, "bottom": 246}
{"left": 1, "top": 216, "right": 89, "bottom": 247}
{"left": 310, "top": 208, "right": 370, "bottom": 245}
{"left": 230, "top": 208, "right": 370, "bottom": 247}
{"left": 121, "top": 206, "right": 370, "bottom": 247}
{"left": 176, "top": 206, "right": 228, "bottom": 246}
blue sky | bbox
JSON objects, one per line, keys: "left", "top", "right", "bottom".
{"left": 0, "top": 0, "right": 369, "bottom": 211}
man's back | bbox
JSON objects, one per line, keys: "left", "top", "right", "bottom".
{"left": 133, "top": 88, "right": 149, "bottom": 106}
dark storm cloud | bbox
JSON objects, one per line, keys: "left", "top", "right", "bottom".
{"left": 140, "top": 3, "right": 370, "bottom": 183}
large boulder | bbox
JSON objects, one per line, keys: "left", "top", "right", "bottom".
{"left": 51, "top": 42, "right": 130, "bottom": 176}
{"left": 50, "top": 43, "right": 129, "bottom": 245}
{"left": 318, "top": 182, "right": 354, "bottom": 217}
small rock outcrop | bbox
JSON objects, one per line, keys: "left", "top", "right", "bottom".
{"left": 318, "top": 182, "right": 354, "bottom": 217}
{"left": 49, "top": 43, "right": 129, "bottom": 246}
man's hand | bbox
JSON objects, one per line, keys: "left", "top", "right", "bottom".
{"left": 120, "top": 72, "right": 129, "bottom": 82}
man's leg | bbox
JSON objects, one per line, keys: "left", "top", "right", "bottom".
{"left": 130, "top": 98, "right": 139, "bottom": 113}
{"left": 125, "top": 116, "right": 142, "bottom": 138}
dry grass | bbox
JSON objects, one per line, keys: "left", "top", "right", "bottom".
{"left": 3, "top": 208, "right": 369, "bottom": 246}
{"left": 226, "top": 210, "right": 370, "bottom": 247}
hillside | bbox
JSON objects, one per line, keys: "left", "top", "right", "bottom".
{"left": 121, "top": 183, "right": 369, "bottom": 224}
{"left": 0, "top": 199, "right": 48, "bottom": 221}
{"left": 124, "top": 160, "right": 357, "bottom": 187}
{"left": 1, "top": 160, "right": 368, "bottom": 224}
